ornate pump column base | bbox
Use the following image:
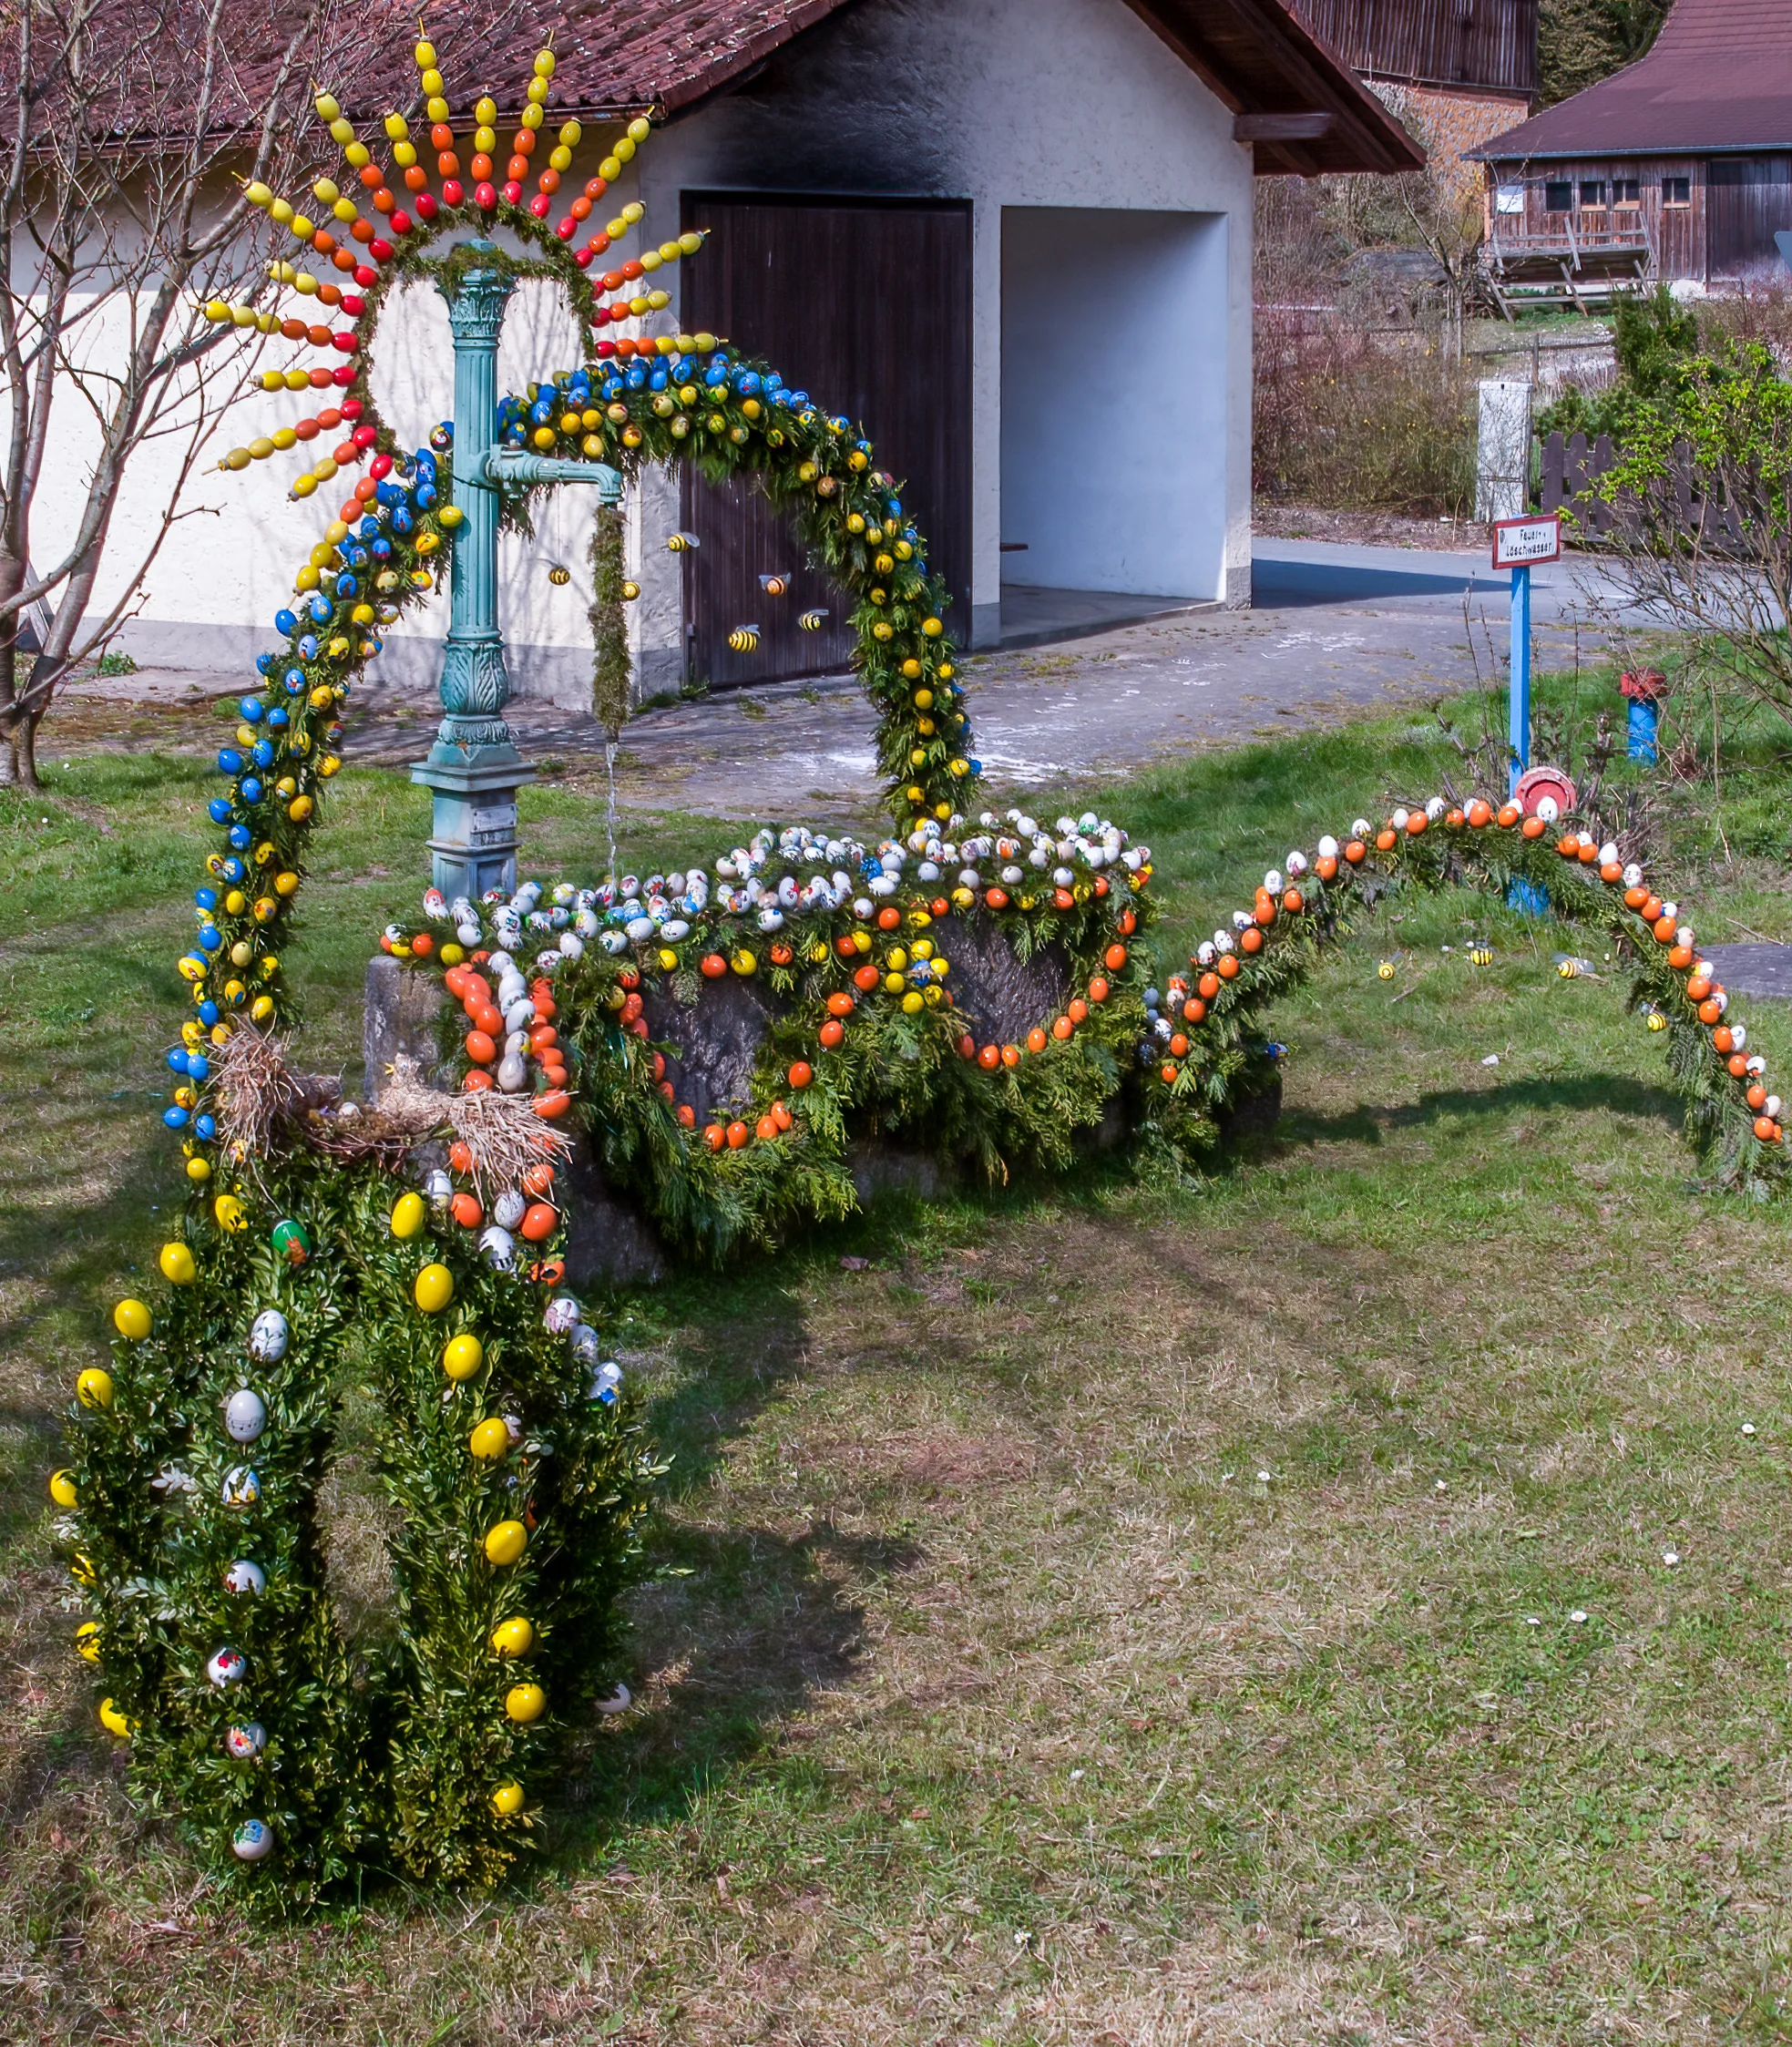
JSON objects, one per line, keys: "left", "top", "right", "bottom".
{"left": 410, "top": 246, "right": 532, "bottom": 900}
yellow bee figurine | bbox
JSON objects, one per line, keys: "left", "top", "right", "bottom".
{"left": 727, "top": 625, "right": 760, "bottom": 653}
{"left": 547, "top": 563, "right": 571, "bottom": 587}
{"left": 1377, "top": 960, "right": 1396, "bottom": 981}
{"left": 1468, "top": 947, "right": 1493, "bottom": 967}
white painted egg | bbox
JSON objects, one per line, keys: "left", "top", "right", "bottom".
{"left": 424, "top": 1168, "right": 453, "bottom": 1209}
{"left": 224, "top": 1559, "right": 266, "bottom": 1596}
{"left": 224, "top": 1721, "right": 267, "bottom": 1760}
{"left": 231, "top": 1817, "right": 274, "bottom": 1860}
{"left": 248, "top": 1310, "right": 289, "bottom": 1365}
{"left": 221, "top": 1465, "right": 261, "bottom": 1509}
{"left": 223, "top": 1388, "right": 267, "bottom": 1443}
{"left": 494, "top": 1190, "right": 527, "bottom": 1229}
{"left": 496, "top": 1053, "right": 529, "bottom": 1092}
{"left": 558, "top": 933, "right": 584, "bottom": 960}
{"left": 207, "top": 1645, "right": 248, "bottom": 1687}
{"left": 544, "top": 1295, "right": 581, "bottom": 1335}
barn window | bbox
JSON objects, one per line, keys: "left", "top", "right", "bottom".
{"left": 1580, "top": 179, "right": 1605, "bottom": 205}
{"left": 1663, "top": 176, "right": 1691, "bottom": 205}
{"left": 1545, "top": 181, "right": 1572, "bottom": 213}
{"left": 1495, "top": 183, "right": 1526, "bottom": 215}
{"left": 1613, "top": 178, "right": 1640, "bottom": 204}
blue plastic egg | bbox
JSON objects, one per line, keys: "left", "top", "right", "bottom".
{"left": 298, "top": 634, "right": 319, "bottom": 660}
{"left": 166, "top": 1046, "right": 189, "bottom": 1072}
{"left": 199, "top": 1000, "right": 220, "bottom": 1026}
{"left": 415, "top": 483, "right": 435, "bottom": 509}
{"left": 195, "top": 887, "right": 218, "bottom": 910}
{"left": 392, "top": 507, "right": 414, "bottom": 534}
{"left": 255, "top": 653, "right": 277, "bottom": 677}
{"left": 187, "top": 1054, "right": 210, "bottom": 1082}
{"left": 239, "top": 776, "right": 262, "bottom": 803}
{"left": 220, "top": 857, "right": 245, "bottom": 883}
{"left": 216, "top": 748, "right": 241, "bottom": 775}
{"left": 200, "top": 926, "right": 222, "bottom": 952}
{"left": 283, "top": 669, "right": 304, "bottom": 693}
{"left": 335, "top": 573, "right": 358, "bottom": 599}
{"left": 371, "top": 537, "right": 391, "bottom": 560}
{"left": 228, "top": 825, "right": 251, "bottom": 851}
{"left": 239, "top": 698, "right": 263, "bottom": 723}
{"left": 163, "top": 1105, "right": 189, "bottom": 1129}
{"left": 195, "top": 1114, "right": 217, "bottom": 1140}
{"left": 250, "top": 742, "right": 272, "bottom": 769}
{"left": 307, "top": 595, "right": 332, "bottom": 624}
{"left": 267, "top": 706, "right": 288, "bottom": 729}
{"left": 273, "top": 609, "right": 298, "bottom": 637}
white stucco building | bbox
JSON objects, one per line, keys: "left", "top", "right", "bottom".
{"left": 38, "top": 0, "right": 1417, "bottom": 704}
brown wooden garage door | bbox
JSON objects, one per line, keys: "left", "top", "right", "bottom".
{"left": 677, "top": 192, "right": 972, "bottom": 691}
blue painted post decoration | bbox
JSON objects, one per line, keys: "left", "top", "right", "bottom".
{"left": 411, "top": 242, "right": 622, "bottom": 901}
{"left": 1621, "top": 668, "right": 1667, "bottom": 765}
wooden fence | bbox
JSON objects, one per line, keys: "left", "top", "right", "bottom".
{"left": 1539, "top": 429, "right": 1759, "bottom": 551}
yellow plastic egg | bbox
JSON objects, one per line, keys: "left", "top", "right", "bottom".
{"left": 468, "top": 1415, "right": 509, "bottom": 1458}
{"left": 414, "top": 1263, "right": 455, "bottom": 1314}
{"left": 731, "top": 949, "right": 757, "bottom": 976}
{"left": 484, "top": 1520, "right": 527, "bottom": 1566}
{"left": 443, "top": 1332, "right": 484, "bottom": 1382}
{"left": 186, "top": 1156, "right": 212, "bottom": 1183}
{"left": 504, "top": 1682, "right": 547, "bottom": 1724}
{"left": 658, "top": 947, "right": 679, "bottom": 973}
{"left": 491, "top": 1780, "right": 525, "bottom": 1817}
{"left": 159, "top": 1242, "right": 197, "bottom": 1285}
{"left": 391, "top": 1191, "right": 426, "bottom": 1240}
{"left": 49, "top": 1468, "right": 79, "bottom": 1508}
{"left": 113, "top": 1298, "right": 152, "bottom": 1341}
{"left": 75, "top": 1621, "right": 101, "bottom": 1663}
{"left": 213, "top": 1194, "right": 246, "bottom": 1233}
{"left": 77, "top": 1368, "right": 115, "bottom": 1411}
{"left": 98, "top": 1698, "right": 136, "bottom": 1738}
{"left": 490, "top": 1615, "right": 535, "bottom": 1657}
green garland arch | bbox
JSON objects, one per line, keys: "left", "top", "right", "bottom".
{"left": 46, "top": 33, "right": 1790, "bottom": 1912}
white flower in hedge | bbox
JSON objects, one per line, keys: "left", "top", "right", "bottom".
{"left": 1352, "top": 818, "right": 1371, "bottom": 839}
{"left": 1285, "top": 851, "right": 1309, "bottom": 877}
{"left": 1426, "top": 796, "right": 1446, "bottom": 821}
{"left": 1535, "top": 795, "right": 1559, "bottom": 824}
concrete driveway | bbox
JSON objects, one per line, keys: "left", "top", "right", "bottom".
{"left": 62, "top": 537, "right": 1638, "bottom": 823}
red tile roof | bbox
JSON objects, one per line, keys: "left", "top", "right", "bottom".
{"left": 1470, "top": 0, "right": 1792, "bottom": 160}
{"left": 4, "top": 0, "right": 1418, "bottom": 179}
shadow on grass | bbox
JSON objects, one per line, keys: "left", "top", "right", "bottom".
{"left": 1279, "top": 1070, "right": 1688, "bottom": 1151}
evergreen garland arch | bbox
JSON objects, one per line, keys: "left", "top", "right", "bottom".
{"left": 48, "top": 31, "right": 1791, "bottom": 1912}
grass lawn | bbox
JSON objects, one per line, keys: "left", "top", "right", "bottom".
{"left": 4, "top": 670, "right": 1792, "bottom": 2044}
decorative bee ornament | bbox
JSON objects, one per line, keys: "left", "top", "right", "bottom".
{"left": 728, "top": 625, "right": 761, "bottom": 653}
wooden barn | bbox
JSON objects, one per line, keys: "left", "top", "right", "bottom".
{"left": 1469, "top": 0, "right": 1792, "bottom": 307}
{"left": 1290, "top": 0, "right": 1536, "bottom": 205}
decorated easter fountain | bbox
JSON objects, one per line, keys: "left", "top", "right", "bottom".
{"left": 49, "top": 30, "right": 1791, "bottom": 1908}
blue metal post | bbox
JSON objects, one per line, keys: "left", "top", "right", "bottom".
{"left": 411, "top": 246, "right": 531, "bottom": 902}
{"left": 1508, "top": 561, "right": 1531, "bottom": 794}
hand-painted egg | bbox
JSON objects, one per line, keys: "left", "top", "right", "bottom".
{"left": 231, "top": 1817, "right": 274, "bottom": 1860}
{"left": 248, "top": 1309, "right": 289, "bottom": 1364}
{"left": 224, "top": 1388, "right": 267, "bottom": 1443}
{"left": 496, "top": 1052, "right": 529, "bottom": 1093}
{"left": 594, "top": 1682, "right": 632, "bottom": 1716}
{"left": 544, "top": 1295, "right": 581, "bottom": 1336}
{"left": 478, "top": 1226, "right": 516, "bottom": 1271}
{"left": 424, "top": 1169, "right": 454, "bottom": 1211}
{"left": 494, "top": 1190, "right": 527, "bottom": 1230}
{"left": 224, "top": 1558, "right": 266, "bottom": 1596}
{"left": 221, "top": 1464, "right": 261, "bottom": 1510}
{"left": 207, "top": 1645, "right": 248, "bottom": 1687}
{"left": 224, "top": 1720, "right": 267, "bottom": 1760}
{"left": 270, "top": 1218, "right": 311, "bottom": 1266}
{"left": 490, "top": 1615, "right": 535, "bottom": 1657}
